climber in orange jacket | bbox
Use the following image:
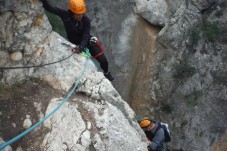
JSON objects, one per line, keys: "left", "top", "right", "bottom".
{"left": 41, "top": 0, "right": 114, "bottom": 81}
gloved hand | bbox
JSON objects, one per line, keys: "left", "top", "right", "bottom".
{"left": 71, "top": 45, "right": 84, "bottom": 53}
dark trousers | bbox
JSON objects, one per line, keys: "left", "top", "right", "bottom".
{"left": 87, "top": 43, "right": 108, "bottom": 73}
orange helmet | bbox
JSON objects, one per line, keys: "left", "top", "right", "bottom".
{"left": 69, "top": 0, "right": 86, "bottom": 14}
{"left": 139, "top": 118, "right": 152, "bottom": 128}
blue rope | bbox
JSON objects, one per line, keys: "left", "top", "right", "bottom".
{"left": 80, "top": 51, "right": 99, "bottom": 71}
{"left": 0, "top": 49, "right": 91, "bottom": 150}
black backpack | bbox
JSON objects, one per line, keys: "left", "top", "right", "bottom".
{"left": 145, "top": 122, "right": 171, "bottom": 143}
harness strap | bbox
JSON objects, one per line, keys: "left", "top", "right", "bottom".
{"left": 93, "top": 40, "right": 105, "bottom": 58}
{"left": 93, "top": 51, "right": 104, "bottom": 58}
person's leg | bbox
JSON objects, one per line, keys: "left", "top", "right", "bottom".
{"left": 96, "top": 54, "right": 114, "bottom": 81}
{"left": 95, "top": 54, "right": 108, "bottom": 73}
{"left": 88, "top": 45, "right": 114, "bottom": 81}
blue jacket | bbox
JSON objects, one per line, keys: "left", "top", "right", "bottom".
{"left": 145, "top": 123, "right": 166, "bottom": 151}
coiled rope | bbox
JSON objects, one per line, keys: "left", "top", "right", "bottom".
{"left": 0, "top": 48, "right": 91, "bottom": 150}
{"left": 0, "top": 53, "right": 74, "bottom": 70}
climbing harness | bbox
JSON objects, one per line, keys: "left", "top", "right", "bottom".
{"left": 93, "top": 51, "right": 104, "bottom": 58}
{"left": 90, "top": 37, "right": 105, "bottom": 59}
{"left": 0, "top": 53, "right": 74, "bottom": 70}
{"left": 0, "top": 49, "right": 91, "bottom": 150}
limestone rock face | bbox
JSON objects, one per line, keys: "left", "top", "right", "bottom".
{"left": 134, "top": 0, "right": 182, "bottom": 26}
{"left": 42, "top": 97, "right": 146, "bottom": 151}
{"left": 127, "top": 0, "right": 227, "bottom": 150}
{"left": 1, "top": 0, "right": 227, "bottom": 150}
{"left": 81, "top": 0, "right": 227, "bottom": 150}
{"left": 0, "top": 0, "right": 147, "bottom": 151}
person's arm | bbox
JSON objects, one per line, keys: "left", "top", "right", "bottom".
{"left": 149, "top": 128, "right": 165, "bottom": 150}
{"left": 78, "top": 16, "right": 91, "bottom": 48}
{"left": 41, "top": 0, "right": 65, "bottom": 17}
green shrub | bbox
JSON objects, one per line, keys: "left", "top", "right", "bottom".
{"left": 161, "top": 104, "right": 173, "bottom": 114}
{"left": 189, "top": 21, "right": 220, "bottom": 46}
{"left": 189, "top": 25, "right": 201, "bottom": 46}
{"left": 185, "top": 90, "right": 204, "bottom": 106}
{"left": 173, "top": 63, "right": 197, "bottom": 79}
{"left": 203, "top": 22, "right": 220, "bottom": 41}
{"left": 45, "top": 11, "right": 67, "bottom": 38}
{"left": 181, "top": 120, "right": 188, "bottom": 128}
{"left": 214, "top": 9, "right": 224, "bottom": 17}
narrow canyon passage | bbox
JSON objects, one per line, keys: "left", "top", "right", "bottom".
{"left": 124, "top": 17, "right": 161, "bottom": 114}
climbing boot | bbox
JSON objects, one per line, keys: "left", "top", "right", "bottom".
{"left": 104, "top": 72, "right": 114, "bottom": 81}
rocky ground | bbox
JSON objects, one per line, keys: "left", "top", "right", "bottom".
{"left": 0, "top": 79, "right": 67, "bottom": 150}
